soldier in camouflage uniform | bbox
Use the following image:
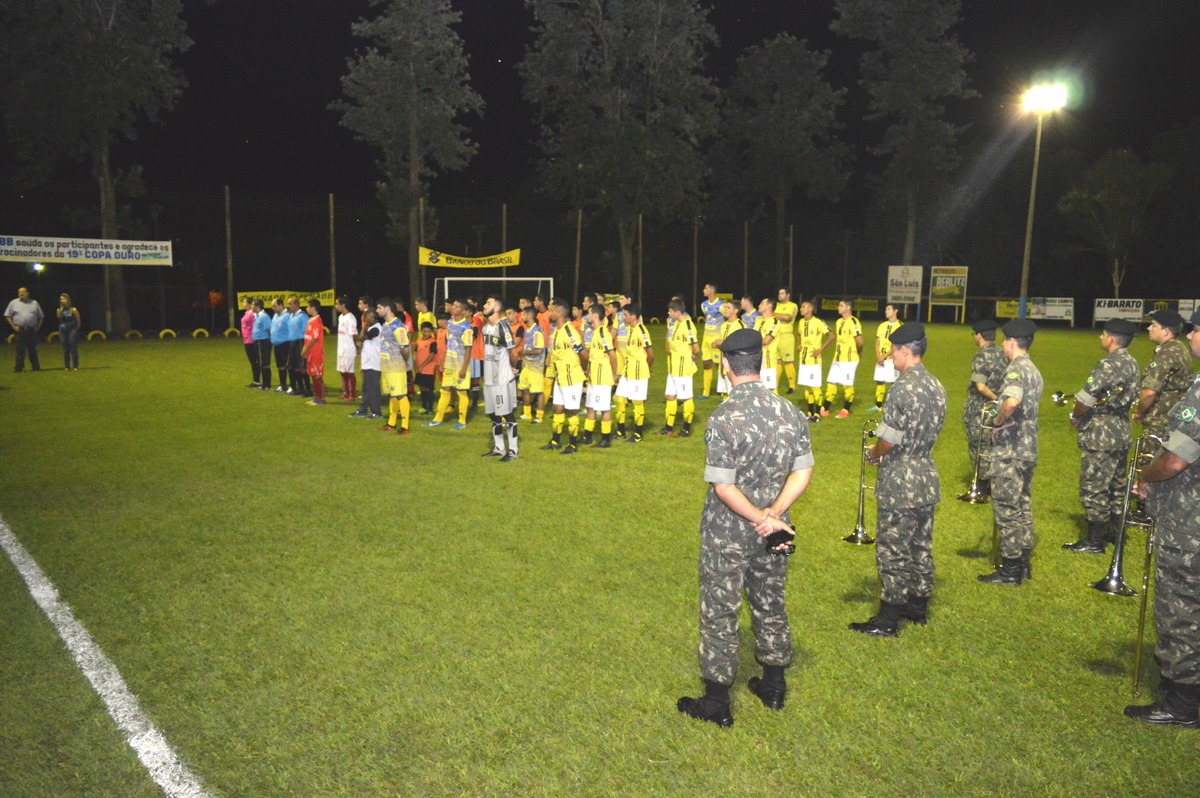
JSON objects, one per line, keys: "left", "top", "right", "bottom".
{"left": 1063, "top": 318, "right": 1140, "bottom": 553}
{"left": 979, "top": 318, "right": 1043, "bottom": 586}
{"left": 963, "top": 320, "right": 1006, "bottom": 496}
{"left": 677, "top": 328, "right": 814, "bottom": 728}
{"left": 1133, "top": 309, "right": 1193, "bottom": 441}
{"left": 850, "top": 322, "right": 947, "bottom": 637}
{"left": 1124, "top": 309, "right": 1200, "bottom": 727}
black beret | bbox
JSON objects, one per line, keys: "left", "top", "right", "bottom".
{"left": 1184, "top": 310, "right": 1200, "bottom": 333}
{"left": 1103, "top": 318, "right": 1138, "bottom": 337}
{"left": 971, "top": 319, "right": 998, "bottom": 333}
{"left": 889, "top": 321, "right": 925, "bottom": 347}
{"left": 717, "top": 327, "right": 762, "bottom": 354}
{"left": 1002, "top": 318, "right": 1037, "bottom": 338}
{"left": 1150, "top": 309, "right": 1184, "bottom": 329}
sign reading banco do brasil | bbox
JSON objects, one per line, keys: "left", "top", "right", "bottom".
{"left": 0, "top": 234, "right": 173, "bottom": 266}
{"left": 418, "top": 247, "right": 521, "bottom": 269}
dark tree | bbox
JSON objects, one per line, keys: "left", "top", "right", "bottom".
{"left": 0, "top": 0, "right": 191, "bottom": 332}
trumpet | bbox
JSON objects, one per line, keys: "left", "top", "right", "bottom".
{"left": 1051, "top": 391, "right": 1071, "bottom": 407}
{"left": 1092, "top": 434, "right": 1162, "bottom": 598}
{"left": 959, "top": 400, "right": 997, "bottom": 505}
{"left": 845, "top": 419, "right": 878, "bottom": 545}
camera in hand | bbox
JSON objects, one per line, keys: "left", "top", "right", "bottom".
{"left": 765, "top": 528, "right": 796, "bottom": 557}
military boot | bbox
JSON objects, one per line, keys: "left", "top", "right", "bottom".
{"left": 1021, "top": 548, "right": 1033, "bottom": 580}
{"left": 1063, "top": 520, "right": 1107, "bottom": 554}
{"left": 849, "top": 601, "right": 904, "bottom": 637}
{"left": 978, "top": 557, "right": 1023, "bottom": 586}
{"left": 676, "top": 680, "right": 733, "bottom": 728}
{"left": 1124, "top": 682, "right": 1200, "bottom": 728}
{"left": 1108, "top": 514, "right": 1124, "bottom": 545}
{"left": 902, "top": 595, "right": 930, "bottom": 625}
{"left": 747, "top": 665, "right": 787, "bottom": 710}
{"left": 978, "top": 478, "right": 991, "bottom": 498}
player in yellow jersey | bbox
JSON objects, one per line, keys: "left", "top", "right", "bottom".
{"left": 517, "top": 307, "right": 547, "bottom": 422}
{"left": 796, "top": 300, "right": 833, "bottom": 421}
{"left": 375, "top": 298, "right": 412, "bottom": 434}
{"left": 775, "top": 287, "right": 799, "bottom": 395}
{"left": 870, "top": 302, "right": 903, "bottom": 413}
{"left": 414, "top": 296, "right": 437, "bottom": 334}
{"left": 754, "top": 297, "right": 780, "bottom": 393}
{"left": 711, "top": 300, "right": 745, "bottom": 400}
{"left": 427, "top": 299, "right": 474, "bottom": 429}
{"left": 660, "top": 299, "right": 700, "bottom": 436}
{"left": 541, "top": 297, "right": 587, "bottom": 454}
{"left": 824, "top": 298, "right": 864, "bottom": 418}
{"left": 615, "top": 302, "right": 654, "bottom": 442}
{"left": 698, "top": 283, "right": 724, "bottom": 400}
{"left": 582, "top": 305, "right": 619, "bottom": 447}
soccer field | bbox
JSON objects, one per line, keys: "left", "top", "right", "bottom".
{"left": 2, "top": 325, "right": 1198, "bottom": 797}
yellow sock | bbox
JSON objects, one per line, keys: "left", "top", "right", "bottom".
{"left": 536, "top": 405, "right": 545, "bottom": 421}
{"left": 702, "top": 367, "right": 713, "bottom": 396}
{"left": 665, "top": 399, "right": 677, "bottom": 427}
{"left": 521, "top": 403, "right": 532, "bottom": 420}
{"left": 784, "top": 363, "right": 797, "bottom": 390}
{"left": 457, "top": 393, "right": 470, "bottom": 424}
{"left": 399, "top": 396, "right": 410, "bottom": 430}
{"left": 876, "top": 383, "right": 887, "bottom": 404}
{"left": 615, "top": 396, "right": 628, "bottom": 425}
{"left": 601, "top": 419, "right": 612, "bottom": 436}
{"left": 634, "top": 401, "right": 645, "bottom": 427}
{"left": 584, "top": 417, "right": 596, "bottom": 433}
{"left": 844, "top": 386, "right": 855, "bottom": 404}
{"left": 389, "top": 397, "right": 400, "bottom": 426}
{"left": 434, "top": 390, "right": 451, "bottom": 422}
{"left": 553, "top": 412, "right": 565, "bottom": 434}
{"left": 825, "top": 383, "right": 837, "bottom": 404}
{"left": 567, "top": 414, "right": 580, "bottom": 440}
{"left": 683, "top": 398, "right": 695, "bottom": 424}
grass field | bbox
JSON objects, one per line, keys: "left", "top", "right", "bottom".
{"left": 2, "top": 324, "right": 1199, "bottom": 797}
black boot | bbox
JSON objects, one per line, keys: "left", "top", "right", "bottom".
{"left": 596, "top": 433, "right": 612, "bottom": 449}
{"left": 849, "top": 601, "right": 904, "bottom": 637}
{"left": 540, "top": 432, "right": 561, "bottom": 451}
{"left": 902, "top": 595, "right": 930, "bottom": 625}
{"left": 747, "top": 665, "right": 787, "bottom": 710}
{"left": 1108, "top": 514, "right": 1124, "bottom": 545}
{"left": 581, "top": 429, "right": 594, "bottom": 445}
{"left": 978, "top": 478, "right": 991, "bottom": 498}
{"left": 561, "top": 433, "right": 577, "bottom": 455}
{"left": 677, "top": 680, "right": 733, "bottom": 728}
{"left": 1021, "top": 548, "right": 1033, "bottom": 580}
{"left": 1124, "top": 682, "right": 1200, "bottom": 728}
{"left": 979, "top": 556, "right": 1023, "bottom": 586}
{"left": 1063, "top": 520, "right": 1107, "bottom": 554}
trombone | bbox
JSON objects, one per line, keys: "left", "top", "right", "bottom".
{"left": 845, "top": 419, "right": 878, "bottom": 545}
{"left": 1092, "top": 434, "right": 1163, "bottom": 598}
{"left": 1132, "top": 488, "right": 1160, "bottom": 696}
{"left": 959, "top": 400, "right": 997, "bottom": 505}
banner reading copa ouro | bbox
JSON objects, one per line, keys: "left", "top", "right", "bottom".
{"left": 0, "top": 234, "right": 173, "bottom": 266}
{"left": 418, "top": 247, "right": 520, "bottom": 269}
{"left": 886, "top": 265, "right": 923, "bottom": 305}
{"left": 236, "top": 290, "right": 335, "bottom": 307}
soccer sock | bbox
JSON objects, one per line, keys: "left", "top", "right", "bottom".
{"left": 601, "top": 419, "right": 612, "bottom": 437}
{"left": 434, "top": 390, "right": 452, "bottom": 422}
{"left": 313, "top": 377, "right": 325, "bottom": 401}
{"left": 665, "top": 399, "right": 677, "bottom": 428}
{"left": 824, "top": 383, "right": 836, "bottom": 406}
{"left": 634, "top": 401, "right": 645, "bottom": 429}
{"left": 536, "top": 404, "right": 545, "bottom": 421}
{"left": 876, "top": 383, "right": 886, "bottom": 405}
{"left": 683, "top": 398, "right": 695, "bottom": 424}
{"left": 399, "top": 396, "right": 410, "bottom": 430}
{"left": 844, "top": 386, "right": 855, "bottom": 405}
{"left": 784, "top": 363, "right": 797, "bottom": 391}
{"left": 505, "top": 413, "right": 519, "bottom": 454}
{"left": 567, "top": 414, "right": 580, "bottom": 442}
{"left": 350, "top": 372, "right": 357, "bottom": 399}
{"left": 553, "top": 412, "right": 565, "bottom": 435}
{"left": 521, "top": 400, "right": 532, "bottom": 420}
{"left": 584, "top": 417, "right": 596, "bottom": 434}
{"left": 702, "top": 366, "right": 713, "bottom": 396}
{"left": 492, "top": 418, "right": 505, "bottom": 452}
{"left": 278, "top": 368, "right": 288, "bottom": 388}
{"left": 615, "top": 396, "right": 627, "bottom": 425}
{"left": 389, "top": 397, "right": 400, "bottom": 426}
{"left": 458, "top": 393, "right": 470, "bottom": 424}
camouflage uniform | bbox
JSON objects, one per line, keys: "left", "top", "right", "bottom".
{"left": 1147, "top": 375, "right": 1200, "bottom": 685}
{"left": 991, "top": 353, "right": 1044, "bottom": 558}
{"left": 963, "top": 342, "right": 1006, "bottom": 478}
{"left": 1074, "top": 347, "right": 1139, "bottom": 523}
{"left": 698, "top": 380, "right": 813, "bottom": 686}
{"left": 874, "top": 362, "right": 947, "bottom": 604}
{"left": 1140, "top": 338, "right": 1193, "bottom": 440}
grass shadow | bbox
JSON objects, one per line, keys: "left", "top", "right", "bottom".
{"left": 840, "top": 576, "right": 876, "bottom": 605}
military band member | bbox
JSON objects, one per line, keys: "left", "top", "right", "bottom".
{"left": 796, "top": 301, "right": 833, "bottom": 422}
{"left": 582, "top": 305, "right": 619, "bottom": 447}
{"left": 480, "top": 297, "right": 520, "bottom": 461}
{"left": 616, "top": 303, "right": 653, "bottom": 442}
{"left": 699, "top": 283, "right": 724, "bottom": 400}
{"left": 1133, "top": 309, "right": 1193, "bottom": 440}
{"left": 1062, "top": 318, "right": 1140, "bottom": 553}
{"left": 870, "top": 303, "right": 903, "bottom": 413}
{"left": 963, "top": 320, "right": 1006, "bottom": 497}
{"left": 543, "top": 298, "right": 587, "bottom": 454}
{"left": 852, "top": 322, "right": 947, "bottom": 636}
{"left": 979, "top": 318, "right": 1043, "bottom": 586}
{"left": 677, "top": 328, "right": 814, "bottom": 727}
{"left": 660, "top": 299, "right": 699, "bottom": 437}
{"left": 754, "top": 298, "right": 780, "bottom": 394}
{"left": 824, "top": 299, "right": 864, "bottom": 418}
{"left": 775, "top": 288, "right": 799, "bottom": 395}
{"left": 712, "top": 301, "right": 745, "bottom": 400}
{"left": 1125, "top": 309, "right": 1200, "bottom": 727}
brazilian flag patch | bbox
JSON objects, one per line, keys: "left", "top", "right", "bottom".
{"left": 1007, "top": 371, "right": 1018, "bottom": 380}
{"left": 1182, "top": 406, "right": 1197, "bottom": 423}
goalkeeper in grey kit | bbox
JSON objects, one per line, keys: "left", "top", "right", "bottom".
{"left": 481, "top": 296, "right": 521, "bottom": 461}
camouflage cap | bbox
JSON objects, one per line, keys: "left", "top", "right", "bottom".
{"left": 971, "top": 319, "right": 998, "bottom": 333}
{"left": 1103, "top": 318, "right": 1138, "bottom": 337}
{"left": 718, "top": 327, "right": 763, "bottom": 354}
{"left": 889, "top": 321, "right": 926, "bottom": 347}
{"left": 1002, "top": 318, "right": 1037, "bottom": 338}
{"left": 1150, "top": 308, "right": 1184, "bottom": 329}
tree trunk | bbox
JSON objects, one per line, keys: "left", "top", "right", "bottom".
{"left": 94, "top": 140, "right": 132, "bottom": 333}
{"left": 902, "top": 182, "right": 918, "bottom": 267}
{"left": 773, "top": 174, "right": 787, "bottom": 287}
{"left": 617, "top": 218, "right": 635, "bottom": 297}
{"left": 407, "top": 70, "right": 422, "bottom": 303}
{"left": 1112, "top": 257, "right": 1121, "bottom": 299}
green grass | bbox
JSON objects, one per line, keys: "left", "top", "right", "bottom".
{"left": 2, "top": 326, "right": 1200, "bottom": 797}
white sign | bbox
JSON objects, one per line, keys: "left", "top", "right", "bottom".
{"left": 1179, "top": 300, "right": 1199, "bottom": 317}
{"left": 887, "top": 265, "right": 923, "bottom": 305}
{"left": 1093, "top": 298, "right": 1144, "bottom": 322}
{"left": 1042, "top": 298, "right": 1074, "bottom": 321}
{"left": 0, "top": 234, "right": 173, "bottom": 266}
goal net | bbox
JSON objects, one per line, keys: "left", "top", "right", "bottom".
{"left": 433, "top": 276, "right": 556, "bottom": 312}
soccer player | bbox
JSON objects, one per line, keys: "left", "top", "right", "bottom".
{"left": 375, "top": 298, "right": 412, "bottom": 433}
{"left": 468, "top": 298, "right": 485, "bottom": 411}
{"left": 583, "top": 304, "right": 619, "bottom": 447}
{"left": 754, "top": 298, "right": 780, "bottom": 394}
{"left": 251, "top": 299, "right": 272, "bottom": 390}
{"left": 301, "top": 299, "right": 327, "bottom": 405}
{"left": 427, "top": 300, "right": 474, "bottom": 429}
{"left": 518, "top": 306, "right": 548, "bottom": 423}
{"left": 699, "top": 283, "right": 724, "bottom": 400}
{"left": 824, "top": 299, "right": 864, "bottom": 418}
{"left": 608, "top": 298, "right": 629, "bottom": 376}
{"left": 616, "top": 302, "right": 653, "bottom": 442}
{"left": 335, "top": 296, "right": 358, "bottom": 401}
{"left": 270, "top": 298, "right": 292, "bottom": 393}
{"left": 480, "top": 297, "right": 520, "bottom": 461}
{"left": 712, "top": 300, "right": 746, "bottom": 400}
{"left": 350, "top": 310, "right": 382, "bottom": 419}
{"left": 775, "top": 288, "right": 799, "bottom": 395}
{"left": 543, "top": 297, "right": 587, "bottom": 454}
{"left": 740, "top": 294, "right": 760, "bottom": 329}
{"left": 796, "top": 301, "right": 832, "bottom": 421}
{"left": 871, "top": 303, "right": 903, "bottom": 413}
{"left": 413, "top": 322, "right": 439, "bottom": 414}
{"left": 414, "top": 296, "right": 437, "bottom": 332}
{"left": 660, "top": 299, "right": 700, "bottom": 437}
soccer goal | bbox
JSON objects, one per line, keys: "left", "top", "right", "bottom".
{"left": 433, "top": 276, "right": 555, "bottom": 311}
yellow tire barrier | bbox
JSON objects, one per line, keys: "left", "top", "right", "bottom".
{"left": 124, "top": 330, "right": 143, "bottom": 340}
{"left": 650, "top": 317, "right": 662, "bottom": 325}
{"left": 323, "top": 325, "right": 330, "bottom": 334}
{"left": 159, "top": 329, "right": 177, "bottom": 339}
{"left": 193, "top": 328, "right": 210, "bottom": 339}
{"left": 47, "top": 332, "right": 59, "bottom": 343}
{"left": 223, "top": 328, "right": 239, "bottom": 338}
{"left": 5, "top": 333, "right": 13, "bottom": 344}
{"left": 87, "top": 330, "right": 107, "bottom": 341}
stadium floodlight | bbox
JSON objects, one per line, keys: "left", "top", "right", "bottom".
{"left": 1017, "top": 82, "right": 1068, "bottom": 319}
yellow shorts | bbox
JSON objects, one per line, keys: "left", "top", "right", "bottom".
{"left": 701, "top": 336, "right": 720, "bottom": 363}
{"left": 441, "top": 360, "right": 470, "bottom": 391}
{"left": 518, "top": 367, "right": 545, "bottom": 393}
{"left": 381, "top": 369, "right": 408, "bottom": 397}
{"left": 775, "top": 335, "right": 796, "bottom": 363}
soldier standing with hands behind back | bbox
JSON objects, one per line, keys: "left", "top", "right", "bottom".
{"left": 963, "top": 320, "right": 1006, "bottom": 497}
{"left": 1133, "top": 309, "right": 1193, "bottom": 441}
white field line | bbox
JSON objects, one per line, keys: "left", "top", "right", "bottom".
{"left": 0, "top": 516, "right": 213, "bottom": 798}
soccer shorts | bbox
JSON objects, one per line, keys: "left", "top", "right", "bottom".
{"left": 759, "top": 367, "right": 777, "bottom": 390}
{"left": 552, "top": 382, "right": 584, "bottom": 411}
{"left": 518, "top": 367, "right": 545, "bottom": 393}
{"left": 586, "top": 385, "right": 613, "bottom": 412}
{"left": 827, "top": 361, "right": 859, "bottom": 386}
{"left": 616, "top": 378, "right": 648, "bottom": 401}
{"left": 776, "top": 335, "right": 796, "bottom": 363}
{"left": 441, "top": 359, "right": 471, "bottom": 391}
{"left": 336, "top": 352, "right": 355, "bottom": 373}
{"left": 381, "top": 369, "right": 408, "bottom": 397}
{"left": 874, "top": 361, "right": 897, "bottom": 383}
{"left": 665, "top": 374, "right": 694, "bottom": 400}
{"left": 797, "top": 364, "right": 822, "bottom": 388}
{"left": 306, "top": 353, "right": 324, "bottom": 378}
{"left": 471, "top": 360, "right": 482, "bottom": 379}
{"left": 716, "top": 372, "right": 730, "bottom": 394}
{"left": 485, "top": 381, "right": 517, "bottom": 415}
{"left": 701, "top": 336, "right": 720, "bottom": 363}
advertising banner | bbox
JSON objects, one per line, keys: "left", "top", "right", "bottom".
{"left": 887, "top": 265, "right": 923, "bottom": 305}
{"left": 996, "top": 298, "right": 1074, "bottom": 323}
{"left": 820, "top": 298, "right": 879, "bottom": 313}
{"left": 928, "top": 266, "right": 968, "bottom": 305}
{"left": 236, "top": 290, "right": 335, "bottom": 307}
{"left": 0, "top": 234, "right": 173, "bottom": 266}
{"left": 418, "top": 247, "right": 521, "bottom": 269}
{"left": 1093, "top": 298, "right": 1145, "bottom": 323}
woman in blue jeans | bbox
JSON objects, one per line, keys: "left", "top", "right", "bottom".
{"left": 58, "top": 293, "right": 81, "bottom": 370}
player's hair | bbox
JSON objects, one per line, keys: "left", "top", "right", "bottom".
{"left": 624, "top": 302, "right": 642, "bottom": 317}
{"left": 706, "top": 282, "right": 718, "bottom": 292}
{"left": 420, "top": 321, "right": 434, "bottom": 330}
{"left": 885, "top": 302, "right": 898, "bottom": 313}
{"left": 272, "top": 298, "right": 285, "bottom": 309}
{"left": 1111, "top": 332, "right": 1133, "bottom": 349}
{"left": 436, "top": 311, "right": 450, "bottom": 321}
{"left": 376, "top": 296, "right": 396, "bottom": 314}
{"left": 778, "top": 286, "right": 790, "bottom": 296}
{"left": 725, "top": 349, "right": 763, "bottom": 377}
{"left": 588, "top": 304, "right": 604, "bottom": 320}
{"left": 522, "top": 306, "right": 536, "bottom": 321}
{"left": 358, "top": 295, "right": 373, "bottom": 308}
{"left": 488, "top": 296, "right": 504, "bottom": 312}
{"left": 898, "top": 338, "right": 928, "bottom": 357}
{"left": 252, "top": 298, "right": 264, "bottom": 311}
{"left": 307, "top": 299, "right": 322, "bottom": 311}
{"left": 608, "top": 299, "right": 621, "bottom": 311}
{"left": 363, "top": 309, "right": 377, "bottom": 322}
{"left": 668, "top": 299, "right": 686, "bottom": 314}
{"left": 761, "top": 297, "right": 776, "bottom": 311}
{"left": 414, "top": 296, "right": 428, "bottom": 308}
{"left": 1009, "top": 334, "right": 1034, "bottom": 350}
{"left": 840, "top": 298, "right": 854, "bottom": 310}
{"left": 550, "top": 296, "right": 569, "bottom": 314}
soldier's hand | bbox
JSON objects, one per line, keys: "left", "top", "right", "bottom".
{"left": 753, "top": 515, "right": 792, "bottom": 538}
{"left": 1132, "top": 481, "right": 1148, "bottom": 501}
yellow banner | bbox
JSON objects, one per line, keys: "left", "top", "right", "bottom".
{"left": 236, "top": 289, "right": 335, "bottom": 307}
{"left": 820, "top": 298, "right": 880, "bottom": 312}
{"left": 419, "top": 247, "right": 521, "bottom": 268}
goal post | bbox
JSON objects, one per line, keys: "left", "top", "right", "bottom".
{"left": 433, "top": 276, "right": 556, "bottom": 311}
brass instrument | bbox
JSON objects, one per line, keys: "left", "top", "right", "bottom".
{"left": 845, "top": 419, "right": 878, "bottom": 545}
{"left": 1051, "top": 391, "right": 1071, "bottom": 407}
{"left": 1127, "top": 433, "right": 1163, "bottom": 526}
{"left": 1132, "top": 502, "right": 1159, "bottom": 696}
{"left": 1092, "top": 434, "right": 1162, "bottom": 597}
{"left": 959, "top": 400, "right": 998, "bottom": 505}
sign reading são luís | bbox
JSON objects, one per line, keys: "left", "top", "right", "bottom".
{"left": 887, "top": 265, "right": 923, "bottom": 305}
{"left": 0, "top": 234, "right": 173, "bottom": 266}
{"left": 418, "top": 247, "right": 521, "bottom": 269}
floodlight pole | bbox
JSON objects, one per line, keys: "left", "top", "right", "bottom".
{"left": 1019, "top": 110, "right": 1046, "bottom": 320}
